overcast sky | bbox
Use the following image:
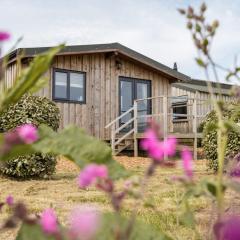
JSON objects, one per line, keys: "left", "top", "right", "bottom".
{"left": 0, "top": 0, "right": 240, "bottom": 83}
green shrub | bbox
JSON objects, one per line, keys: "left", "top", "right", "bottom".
{"left": 0, "top": 94, "right": 60, "bottom": 132}
{"left": 0, "top": 153, "right": 57, "bottom": 178}
{"left": 0, "top": 95, "right": 60, "bottom": 178}
{"left": 202, "top": 105, "right": 240, "bottom": 171}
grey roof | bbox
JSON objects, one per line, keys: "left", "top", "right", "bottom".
{"left": 8, "top": 42, "right": 190, "bottom": 82}
{"left": 172, "top": 79, "right": 233, "bottom": 95}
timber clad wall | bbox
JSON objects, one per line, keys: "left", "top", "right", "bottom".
{"left": 5, "top": 53, "right": 172, "bottom": 140}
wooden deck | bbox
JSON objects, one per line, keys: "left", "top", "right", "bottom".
{"left": 105, "top": 95, "right": 207, "bottom": 159}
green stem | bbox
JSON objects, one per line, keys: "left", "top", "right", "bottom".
{"left": 216, "top": 125, "right": 227, "bottom": 219}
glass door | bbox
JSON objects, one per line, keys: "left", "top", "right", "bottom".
{"left": 135, "top": 80, "right": 151, "bottom": 132}
{"left": 119, "top": 78, "right": 134, "bottom": 131}
{"left": 119, "top": 77, "right": 151, "bottom": 132}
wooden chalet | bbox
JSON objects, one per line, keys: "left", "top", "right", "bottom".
{"left": 4, "top": 43, "right": 234, "bottom": 158}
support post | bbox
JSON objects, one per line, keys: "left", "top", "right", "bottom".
{"left": 111, "top": 125, "right": 115, "bottom": 155}
{"left": 133, "top": 100, "right": 138, "bottom": 157}
{"left": 193, "top": 97, "right": 197, "bottom": 160}
{"left": 163, "top": 96, "right": 168, "bottom": 160}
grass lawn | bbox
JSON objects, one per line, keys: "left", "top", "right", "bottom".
{"left": 0, "top": 156, "right": 238, "bottom": 240}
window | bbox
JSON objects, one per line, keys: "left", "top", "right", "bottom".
{"left": 53, "top": 69, "right": 86, "bottom": 103}
{"left": 171, "top": 96, "right": 188, "bottom": 121}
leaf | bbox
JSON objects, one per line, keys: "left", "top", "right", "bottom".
{"left": 0, "top": 45, "right": 64, "bottom": 112}
{"left": 195, "top": 58, "right": 206, "bottom": 67}
{"left": 16, "top": 223, "right": 56, "bottom": 240}
{"left": 1, "top": 144, "right": 35, "bottom": 161}
{"left": 33, "top": 124, "right": 128, "bottom": 179}
{"left": 97, "top": 213, "right": 173, "bottom": 240}
{"left": 180, "top": 209, "right": 195, "bottom": 228}
{"left": 34, "top": 125, "right": 112, "bottom": 166}
{"left": 205, "top": 181, "right": 226, "bottom": 197}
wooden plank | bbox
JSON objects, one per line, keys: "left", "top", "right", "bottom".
{"left": 83, "top": 54, "right": 90, "bottom": 134}
{"left": 76, "top": 55, "right": 83, "bottom": 127}
{"left": 100, "top": 53, "right": 105, "bottom": 139}
{"left": 105, "top": 56, "right": 111, "bottom": 139}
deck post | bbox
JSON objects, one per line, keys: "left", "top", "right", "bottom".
{"left": 163, "top": 96, "right": 168, "bottom": 160}
{"left": 133, "top": 100, "right": 138, "bottom": 157}
{"left": 193, "top": 97, "right": 197, "bottom": 160}
{"left": 111, "top": 125, "right": 115, "bottom": 155}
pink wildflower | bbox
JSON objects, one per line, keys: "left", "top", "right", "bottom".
{"left": 77, "top": 164, "right": 108, "bottom": 188}
{"left": 69, "top": 206, "right": 100, "bottom": 240}
{"left": 214, "top": 215, "right": 240, "bottom": 240}
{"left": 141, "top": 129, "right": 177, "bottom": 162}
{"left": 181, "top": 147, "right": 193, "bottom": 178}
{"left": 6, "top": 195, "right": 14, "bottom": 206}
{"left": 40, "top": 208, "right": 58, "bottom": 234}
{"left": 17, "top": 124, "right": 38, "bottom": 144}
{"left": 140, "top": 129, "right": 158, "bottom": 151}
{"left": 162, "top": 137, "right": 177, "bottom": 157}
{"left": 0, "top": 32, "right": 10, "bottom": 41}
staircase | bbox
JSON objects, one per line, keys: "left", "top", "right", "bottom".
{"left": 105, "top": 103, "right": 138, "bottom": 155}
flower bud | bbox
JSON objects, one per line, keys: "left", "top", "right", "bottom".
{"left": 187, "top": 22, "right": 193, "bottom": 29}
{"left": 200, "top": 2, "right": 207, "bottom": 12}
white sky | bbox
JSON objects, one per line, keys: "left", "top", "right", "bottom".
{"left": 0, "top": 0, "right": 240, "bottom": 83}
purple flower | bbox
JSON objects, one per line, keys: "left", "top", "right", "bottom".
{"left": 69, "top": 206, "right": 100, "bottom": 240}
{"left": 141, "top": 129, "right": 158, "bottom": 151}
{"left": 16, "top": 124, "right": 38, "bottom": 144}
{"left": 77, "top": 164, "right": 108, "bottom": 188}
{"left": 141, "top": 128, "right": 177, "bottom": 162}
{"left": 6, "top": 195, "right": 14, "bottom": 206}
{"left": 40, "top": 208, "right": 58, "bottom": 234}
{"left": 214, "top": 215, "right": 240, "bottom": 240}
{"left": 181, "top": 147, "right": 193, "bottom": 178}
{"left": 0, "top": 32, "right": 10, "bottom": 41}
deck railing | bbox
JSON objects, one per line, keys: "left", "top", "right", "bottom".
{"left": 105, "top": 95, "right": 209, "bottom": 158}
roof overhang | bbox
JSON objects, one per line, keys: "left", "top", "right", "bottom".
{"left": 6, "top": 43, "right": 191, "bottom": 82}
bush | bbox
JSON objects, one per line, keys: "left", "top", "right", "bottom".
{"left": 0, "top": 153, "right": 57, "bottom": 178}
{"left": 0, "top": 95, "right": 60, "bottom": 178}
{"left": 0, "top": 95, "right": 60, "bottom": 132}
{"left": 202, "top": 105, "right": 240, "bottom": 171}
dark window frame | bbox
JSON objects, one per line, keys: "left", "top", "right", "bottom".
{"left": 118, "top": 76, "right": 152, "bottom": 118}
{"left": 52, "top": 68, "right": 86, "bottom": 104}
{"left": 118, "top": 76, "right": 152, "bottom": 132}
{"left": 172, "top": 96, "right": 188, "bottom": 122}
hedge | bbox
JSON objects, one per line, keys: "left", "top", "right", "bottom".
{"left": 0, "top": 95, "right": 60, "bottom": 178}
{"left": 202, "top": 104, "right": 240, "bottom": 171}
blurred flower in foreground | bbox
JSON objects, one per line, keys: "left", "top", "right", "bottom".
{"left": 214, "top": 215, "right": 240, "bottom": 240}
{"left": 40, "top": 208, "right": 58, "bottom": 235}
{"left": 181, "top": 147, "right": 193, "bottom": 179}
{"left": 141, "top": 127, "right": 177, "bottom": 163}
{"left": 2, "top": 124, "right": 38, "bottom": 154}
{"left": 0, "top": 31, "right": 10, "bottom": 41}
{"left": 16, "top": 124, "right": 38, "bottom": 144}
{"left": 69, "top": 206, "right": 100, "bottom": 240}
{"left": 6, "top": 195, "right": 14, "bottom": 206}
{"left": 78, "top": 164, "right": 108, "bottom": 188}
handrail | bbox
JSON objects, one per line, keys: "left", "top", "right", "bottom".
{"left": 115, "top": 117, "right": 135, "bottom": 134}
{"left": 105, "top": 106, "right": 134, "bottom": 129}
{"left": 115, "top": 129, "right": 134, "bottom": 146}
{"left": 136, "top": 95, "right": 208, "bottom": 102}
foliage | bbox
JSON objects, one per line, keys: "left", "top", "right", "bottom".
{"left": 202, "top": 105, "right": 240, "bottom": 171}
{"left": 0, "top": 95, "right": 60, "bottom": 178}
{"left": 1, "top": 153, "right": 56, "bottom": 178}
{"left": 0, "top": 95, "right": 60, "bottom": 132}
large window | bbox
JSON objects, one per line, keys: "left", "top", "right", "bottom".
{"left": 53, "top": 68, "right": 86, "bottom": 103}
{"left": 171, "top": 96, "right": 188, "bottom": 121}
